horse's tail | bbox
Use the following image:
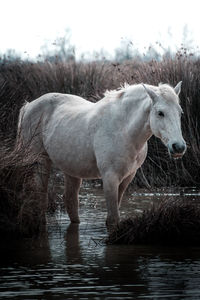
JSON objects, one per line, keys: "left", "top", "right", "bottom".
{"left": 15, "top": 101, "right": 29, "bottom": 150}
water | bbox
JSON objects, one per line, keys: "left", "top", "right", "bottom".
{"left": 1, "top": 186, "right": 200, "bottom": 299}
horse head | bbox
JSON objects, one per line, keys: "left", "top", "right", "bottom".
{"left": 143, "top": 82, "right": 186, "bottom": 159}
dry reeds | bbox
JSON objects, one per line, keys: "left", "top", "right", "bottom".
{"left": 0, "top": 139, "right": 45, "bottom": 237}
{"left": 107, "top": 199, "right": 200, "bottom": 246}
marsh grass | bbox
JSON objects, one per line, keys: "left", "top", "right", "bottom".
{"left": 107, "top": 198, "right": 200, "bottom": 245}
{"left": 0, "top": 139, "right": 46, "bottom": 237}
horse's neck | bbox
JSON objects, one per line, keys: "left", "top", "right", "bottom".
{"left": 95, "top": 93, "right": 152, "bottom": 150}
{"left": 124, "top": 94, "right": 152, "bottom": 150}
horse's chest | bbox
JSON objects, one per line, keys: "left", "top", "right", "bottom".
{"left": 125, "top": 144, "right": 148, "bottom": 173}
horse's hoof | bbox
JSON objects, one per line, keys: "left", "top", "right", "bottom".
{"left": 70, "top": 218, "right": 80, "bottom": 224}
{"left": 106, "top": 218, "right": 119, "bottom": 232}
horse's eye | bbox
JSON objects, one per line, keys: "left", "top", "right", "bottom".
{"left": 158, "top": 111, "right": 164, "bottom": 117}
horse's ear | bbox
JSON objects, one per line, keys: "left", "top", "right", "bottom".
{"left": 174, "top": 81, "right": 182, "bottom": 96}
{"left": 142, "top": 84, "right": 158, "bottom": 104}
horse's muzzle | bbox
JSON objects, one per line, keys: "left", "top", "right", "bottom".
{"left": 168, "top": 141, "right": 187, "bottom": 159}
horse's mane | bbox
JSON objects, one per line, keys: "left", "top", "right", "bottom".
{"left": 104, "top": 83, "right": 130, "bottom": 99}
{"left": 104, "top": 82, "right": 179, "bottom": 103}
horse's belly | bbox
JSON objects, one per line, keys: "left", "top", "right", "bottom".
{"left": 43, "top": 110, "right": 101, "bottom": 178}
{"left": 46, "top": 140, "right": 100, "bottom": 179}
{"left": 57, "top": 158, "right": 100, "bottom": 179}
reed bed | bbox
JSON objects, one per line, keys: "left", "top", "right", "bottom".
{"left": 0, "top": 140, "right": 45, "bottom": 237}
{"left": 107, "top": 199, "right": 200, "bottom": 245}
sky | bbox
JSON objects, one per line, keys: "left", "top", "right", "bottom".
{"left": 0, "top": 0, "right": 200, "bottom": 59}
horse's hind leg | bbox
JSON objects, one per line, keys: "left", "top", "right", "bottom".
{"left": 34, "top": 154, "right": 52, "bottom": 214}
{"left": 64, "top": 174, "right": 82, "bottom": 223}
{"left": 19, "top": 154, "right": 51, "bottom": 234}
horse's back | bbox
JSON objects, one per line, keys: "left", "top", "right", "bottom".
{"left": 23, "top": 92, "right": 92, "bottom": 115}
{"left": 19, "top": 93, "right": 93, "bottom": 152}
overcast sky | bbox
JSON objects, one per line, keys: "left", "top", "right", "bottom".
{"left": 1, "top": 0, "right": 200, "bottom": 58}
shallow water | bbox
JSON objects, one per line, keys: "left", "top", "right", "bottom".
{"left": 1, "top": 186, "right": 200, "bottom": 299}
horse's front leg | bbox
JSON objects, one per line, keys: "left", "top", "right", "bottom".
{"left": 64, "top": 174, "right": 82, "bottom": 223}
{"left": 118, "top": 172, "right": 136, "bottom": 207}
{"left": 102, "top": 173, "right": 120, "bottom": 229}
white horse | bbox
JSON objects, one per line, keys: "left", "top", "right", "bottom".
{"left": 17, "top": 82, "right": 186, "bottom": 227}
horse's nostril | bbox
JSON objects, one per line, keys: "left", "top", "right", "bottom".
{"left": 172, "top": 143, "right": 185, "bottom": 153}
{"left": 172, "top": 143, "right": 177, "bottom": 152}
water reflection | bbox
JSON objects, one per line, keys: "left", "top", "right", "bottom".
{"left": 65, "top": 223, "right": 82, "bottom": 264}
{"left": 0, "top": 231, "right": 51, "bottom": 266}
{"left": 1, "top": 187, "right": 200, "bottom": 299}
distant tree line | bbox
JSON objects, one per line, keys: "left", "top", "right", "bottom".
{"left": 1, "top": 25, "right": 199, "bottom": 64}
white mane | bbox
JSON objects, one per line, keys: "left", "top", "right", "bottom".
{"left": 104, "top": 83, "right": 130, "bottom": 99}
{"left": 105, "top": 82, "right": 179, "bottom": 103}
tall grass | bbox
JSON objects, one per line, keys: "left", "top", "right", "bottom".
{"left": 107, "top": 198, "right": 200, "bottom": 245}
{"left": 0, "top": 138, "right": 43, "bottom": 236}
